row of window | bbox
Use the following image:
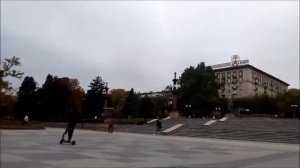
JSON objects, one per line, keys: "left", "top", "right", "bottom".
{"left": 252, "top": 71, "right": 285, "bottom": 93}
{"left": 215, "top": 70, "right": 243, "bottom": 84}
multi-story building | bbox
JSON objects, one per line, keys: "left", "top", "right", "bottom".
{"left": 211, "top": 56, "right": 289, "bottom": 99}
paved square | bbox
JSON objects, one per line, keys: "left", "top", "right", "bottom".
{"left": 1, "top": 128, "right": 299, "bottom": 167}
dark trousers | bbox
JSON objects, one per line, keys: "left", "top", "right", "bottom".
{"left": 63, "top": 123, "right": 76, "bottom": 141}
{"left": 108, "top": 123, "right": 113, "bottom": 133}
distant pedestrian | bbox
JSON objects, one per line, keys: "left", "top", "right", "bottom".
{"left": 108, "top": 120, "right": 114, "bottom": 133}
{"left": 23, "top": 115, "right": 29, "bottom": 124}
{"left": 155, "top": 119, "right": 162, "bottom": 134}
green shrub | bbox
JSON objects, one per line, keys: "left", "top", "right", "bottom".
{"left": 211, "top": 111, "right": 222, "bottom": 119}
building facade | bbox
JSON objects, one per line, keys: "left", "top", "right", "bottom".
{"left": 212, "top": 56, "right": 289, "bottom": 99}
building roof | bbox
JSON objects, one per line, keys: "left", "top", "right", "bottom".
{"left": 212, "top": 64, "right": 289, "bottom": 86}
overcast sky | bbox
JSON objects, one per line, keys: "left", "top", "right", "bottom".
{"left": 1, "top": 1, "right": 299, "bottom": 93}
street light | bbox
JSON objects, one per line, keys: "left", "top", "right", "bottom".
{"left": 186, "top": 104, "right": 192, "bottom": 118}
{"left": 172, "top": 72, "right": 179, "bottom": 94}
{"left": 104, "top": 82, "right": 109, "bottom": 95}
{"left": 103, "top": 82, "right": 109, "bottom": 108}
{"left": 171, "top": 72, "right": 179, "bottom": 112}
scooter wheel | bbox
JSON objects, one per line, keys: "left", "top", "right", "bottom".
{"left": 72, "top": 141, "right": 76, "bottom": 145}
{"left": 60, "top": 139, "right": 63, "bottom": 144}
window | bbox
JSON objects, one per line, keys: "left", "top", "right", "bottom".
{"left": 270, "top": 81, "right": 273, "bottom": 91}
{"left": 238, "top": 70, "right": 243, "bottom": 82}
{"left": 264, "top": 80, "right": 267, "bottom": 85}
{"left": 232, "top": 78, "right": 237, "bottom": 84}
{"left": 215, "top": 74, "right": 220, "bottom": 83}
{"left": 239, "top": 70, "right": 243, "bottom": 76}
{"left": 259, "top": 75, "right": 262, "bottom": 84}
{"left": 221, "top": 73, "right": 225, "bottom": 83}
{"left": 233, "top": 71, "right": 237, "bottom": 77}
{"left": 232, "top": 71, "right": 237, "bottom": 84}
{"left": 255, "top": 78, "right": 259, "bottom": 85}
{"left": 227, "top": 72, "right": 231, "bottom": 78}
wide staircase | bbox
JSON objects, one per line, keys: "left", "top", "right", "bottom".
{"left": 116, "top": 117, "right": 299, "bottom": 144}
{"left": 115, "top": 117, "right": 189, "bottom": 134}
{"left": 43, "top": 117, "right": 299, "bottom": 144}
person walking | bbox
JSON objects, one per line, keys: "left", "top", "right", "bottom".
{"left": 108, "top": 120, "right": 114, "bottom": 133}
{"left": 155, "top": 119, "right": 162, "bottom": 135}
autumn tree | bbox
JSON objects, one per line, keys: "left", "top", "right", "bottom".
{"left": 108, "top": 88, "right": 126, "bottom": 117}
{"left": 39, "top": 75, "right": 85, "bottom": 121}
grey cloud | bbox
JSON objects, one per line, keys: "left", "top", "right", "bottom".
{"left": 1, "top": 1, "right": 299, "bottom": 92}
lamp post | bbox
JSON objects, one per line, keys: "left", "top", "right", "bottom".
{"left": 171, "top": 72, "right": 179, "bottom": 111}
{"left": 103, "top": 82, "right": 109, "bottom": 107}
{"left": 102, "top": 82, "right": 112, "bottom": 122}
{"left": 214, "top": 107, "right": 221, "bottom": 119}
{"left": 291, "top": 104, "right": 298, "bottom": 118}
{"left": 215, "top": 107, "right": 221, "bottom": 111}
{"left": 186, "top": 104, "right": 192, "bottom": 118}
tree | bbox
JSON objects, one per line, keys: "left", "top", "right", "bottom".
{"left": 152, "top": 96, "right": 168, "bottom": 118}
{"left": 0, "top": 56, "right": 24, "bottom": 118}
{"left": 110, "top": 88, "right": 126, "bottom": 107}
{"left": 83, "top": 76, "right": 107, "bottom": 118}
{"left": 67, "top": 78, "right": 85, "bottom": 114}
{"left": 122, "top": 88, "right": 138, "bottom": 118}
{"left": 179, "top": 62, "right": 220, "bottom": 117}
{"left": 258, "top": 95, "right": 277, "bottom": 115}
{"left": 0, "top": 94, "right": 16, "bottom": 118}
{"left": 137, "top": 96, "right": 154, "bottom": 121}
{"left": 89, "top": 76, "right": 106, "bottom": 94}
{"left": 39, "top": 75, "right": 85, "bottom": 121}
{"left": 18, "top": 76, "right": 37, "bottom": 94}
{"left": 0, "top": 56, "right": 24, "bottom": 93}
{"left": 109, "top": 88, "right": 127, "bottom": 117}
{"left": 277, "top": 88, "right": 300, "bottom": 118}
{"left": 15, "top": 76, "right": 37, "bottom": 119}
{"left": 232, "top": 95, "right": 277, "bottom": 116}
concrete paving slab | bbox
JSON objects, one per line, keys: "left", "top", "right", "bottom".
{"left": 1, "top": 128, "right": 299, "bottom": 168}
